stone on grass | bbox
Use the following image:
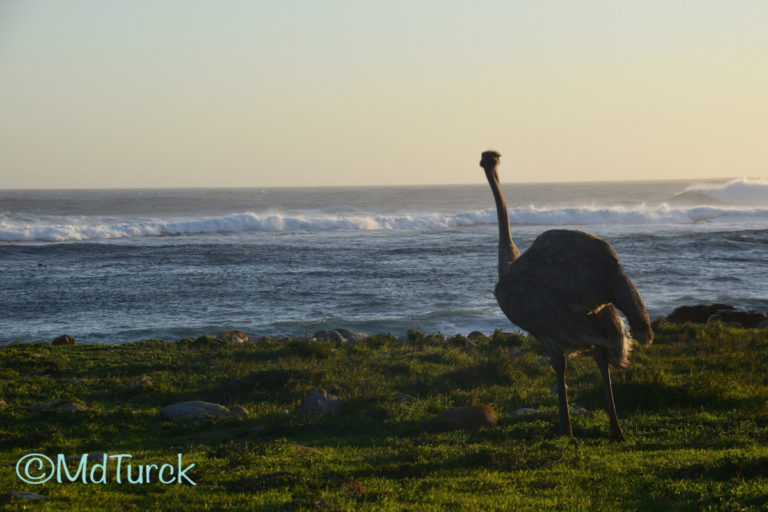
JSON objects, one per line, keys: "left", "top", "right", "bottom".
{"left": 0, "top": 492, "right": 48, "bottom": 504}
{"left": 132, "top": 375, "right": 153, "bottom": 389}
{"left": 219, "top": 330, "right": 249, "bottom": 343}
{"left": 570, "top": 404, "right": 593, "bottom": 417}
{"left": 299, "top": 389, "right": 342, "bottom": 416}
{"left": 160, "top": 401, "right": 230, "bottom": 421}
{"left": 437, "top": 405, "right": 498, "bottom": 431}
{"left": 313, "top": 330, "right": 344, "bottom": 342}
{"left": 57, "top": 402, "right": 88, "bottom": 413}
{"left": 334, "top": 328, "right": 368, "bottom": 342}
{"left": 511, "top": 408, "right": 538, "bottom": 417}
{"left": 28, "top": 401, "right": 57, "bottom": 411}
{"left": 393, "top": 391, "right": 416, "bottom": 403}
{"left": 68, "top": 377, "right": 85, "bottom": 385}
{"left": 467, "top": 331, "right": 486, "bottom": 341}
{"left": 229, "top": 405, "right": 249, "bottom": 419}
{"left": 52, "top": 334, "right": 76, "bottom": 346}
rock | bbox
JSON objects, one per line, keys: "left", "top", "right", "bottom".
{"left": 28, "top": 401, "right": 57, "bottom": 411}
{"left": 511, "top": 408, "right": 538, "bottom": 416}
{"left": 0, "top": 492, "right": 48, "bottom": 504}
{"left": 219, "top": 330, "right": 249, "bottom": 343}
{"left": 68, "top": 377, "right": 85, "bottom": 385}
{"left": 229, "top": 405, "right": 249, "bottom": 419}
{"left": 160, "top": 401, "right": 230, "bottom": 421}
{"left": 666, "top": 304, "right": 738, "bottom": 324}
{"left": 510, "top": 348, "right": 523, "bottom": 356}
{"left": 132, "top": 375, "right": 153, "bottom": 389}
{"left": 57, "top": 402, "right": 88, "bottom": 413}
{"left": 393, "top": 391, "right": 416, "bottom": 403}
{"left": 535, "top": 357, "right": 550, "bottom": 367}
{"left": 334, "top": 328, "right": 368, "bottom": 342}
{"left": 707, "top": 310, "right": 768, "bottom": 329}
{"left": 65, "top": 452, "right": 108, "bottom": 464}
{"left": 570, "top": 404, "right": 593, "bottom": 417}
{"left": 313, "top": 330, "right": 344, "bottom": 342}
{"left": 437, "top": 405, "right": 498, "bottom": 430}
{"left": 52, "top": 334, "right": 76, "bottom": 346}
{"left": 298, "top": 389, "right": 342, "bottom": 416}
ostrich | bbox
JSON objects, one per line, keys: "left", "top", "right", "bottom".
{"left": 479, "top": 150, "right": 653, "bottom": 441}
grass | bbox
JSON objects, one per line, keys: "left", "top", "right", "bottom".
{"left": 2, "top": 323, "right": 768, "bottom": 510}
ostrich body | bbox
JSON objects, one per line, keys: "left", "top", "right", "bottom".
{"left": 480, "top": 150, "right": 653, "bottom": 441}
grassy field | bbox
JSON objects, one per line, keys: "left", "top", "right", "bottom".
{"left": 2, "top": 322, "right": 768, "bottom": 511}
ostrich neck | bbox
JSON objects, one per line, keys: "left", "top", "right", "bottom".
{"left": 485, "top": 167, "right": 520, "bottom": 278}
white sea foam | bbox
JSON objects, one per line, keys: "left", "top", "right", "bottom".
{"left": 682, "top": 178, "right": 768, "bottom": 205}
{"left": 2, "top": 203, "right": 768, "bottom": 242}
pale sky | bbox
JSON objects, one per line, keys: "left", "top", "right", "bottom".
{"left": 1, "top": 1, "right": 767, "bottom": 188}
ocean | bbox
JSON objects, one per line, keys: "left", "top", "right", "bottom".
{"left": 1, "top": 179, "right": 767, "bottom": 345}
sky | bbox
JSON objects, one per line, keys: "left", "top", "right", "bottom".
{"left": 1, "top": 1, "right": 767, "bottom": 188}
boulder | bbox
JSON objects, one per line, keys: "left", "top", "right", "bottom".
{"left": 707, "top": 310, "right": 768, "bottom": 328}
{"left": 437, "top": 405, "right": 498, "bottom": 430}
{"left": 467, "top": 331, "right": 486, "bottom": 341}
{"left": 334, "top": 329, "right": 368, "bottom": 342}
{"left": 298, "top": 389, "right": 342, "bottom": 416}
{"left": 28, "top": 401, "right": 57, "bottom": 411}
{"left": 160, "top": 401, "right": 230, "bottom": 421}
{"left": 52, "top": 334, "right": 76, "bottom": 346}
{"left": 665, "top": 304, "right": 738, "bottom": 324}
{"left": 219, "top": 330, "right": 249, "bottom": 343}
{"left": 57, "top": 402, "right": 88, "bottom": 413}
{"left": 313, "top": 330, "right": 344, "bottom": 342}
{"left": 0, "top": 492, "right": 48, "bottom": 504}
{"left": 132, "top": 375, "right": 153, "bottom": 389}
{"left": 393, "top": 391, "right": 416, "bottom": 403}
{"left": 510, "top": 408, "right": 538, "bottom": 417}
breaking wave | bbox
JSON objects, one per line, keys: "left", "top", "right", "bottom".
{"left": 2, "top": 203, "right": 768, "bottom": 242}
{"left": 677, "top": 178, "right": 768, "bottom": 205}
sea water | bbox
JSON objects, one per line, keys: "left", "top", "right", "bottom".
{"left": 1, "top": 179, "right": 767, "bottom": 345}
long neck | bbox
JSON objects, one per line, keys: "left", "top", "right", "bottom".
{"left": 485, "top": 167, "right": 520, "bottom": 278}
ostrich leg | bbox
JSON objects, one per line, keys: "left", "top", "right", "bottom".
{"left": 550, "top": 350, "right": 572, "bottom": 437}
{"left": 594, "top": 347, "right": 625, "bottom": 442}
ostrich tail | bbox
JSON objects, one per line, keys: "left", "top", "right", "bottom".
{"left": 613, "top": 272, "right": 653, "bottom": 346}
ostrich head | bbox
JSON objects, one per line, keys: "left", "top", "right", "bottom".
{"left": 480, "top": 150, "right": 501, "bottom": 172}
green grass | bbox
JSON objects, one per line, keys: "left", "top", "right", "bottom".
{"left": 2, "top": 323, "right": 768, "bottom": 510}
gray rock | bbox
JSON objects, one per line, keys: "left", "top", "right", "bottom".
{"left": 65, "top": 452, "right": 108, "bottom": 464}
{"left": 0, "top": 492, "right": 48, "bottom": 504}
{"left": 57, "top": 402, "right": 88, "bottom": 413}
{"left": 160, "top": 401, "right": 230, "bottom": 421}
{"left": 334, "top": 328, "right": 368, "bottom": 342}
{"left": 219, "top": 330, "right": 249, "bottom": 343}
{"left": 68, "top": 377, "right": 85, "bottom": 385}
{"left": 313, "top": 330, "right": 344, "bottom": 342}
{"left": 29, "top": 401, "right": 57, "bottom": 411}
{"left": 510, "top": 348, "right": 523, "bottom": 356}
{"left": 511, "top": 407, "right": 538, "bottom": 416}
{"left": 229, "top": 405, "right": 249, "bottom": 419}
{"left": 299, "top": 389, "right": 342, "bottom": 416}
{"left": 437, "top": 405, "right": 498, "bottom": 430}
{"left": 535, "top": 357, "right": 550, "bottom": 367}
{"left": 132, "top": 375, "right": 153, "bottom": 389}
{"left": 467, "top": 331, "right": 486, "bottom": 341}
{"left": 570, "top": 404, "right": 593, "bottom": 417}
{"left": 393, "top": 391, "right": 416, "bottom": 403}
{"left": 52, "top": 334, "right": 76, "bottom": 346}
